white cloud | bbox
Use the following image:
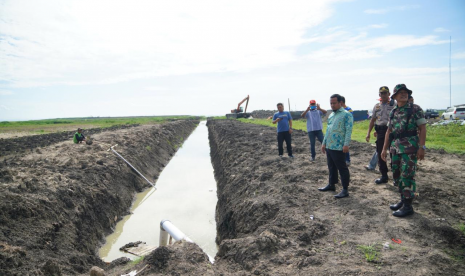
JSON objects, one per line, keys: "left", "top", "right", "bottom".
{"left": 327, "top": 26, "right": 345, "bottom": 32}
{"left": 368, "top": 24, "right": 388, "bottom": 29}
{"left": 452, "top": 52, "right": 465, "bottom": 59}
{"left": 364, "top": 5, "right": 419, "bottom": 14}
{"left": 0, "top": 0, "right": 336, "bottom": 88}
{"left": 364, "top": 9, "right": 388, "bottom": 14}
{"left": 144, "top": 86, "right": 171, "bottom": 91}
{"left": 0, "top": 105, "right": 13, "bottom": 111}
{"left": 0, "top": 90, "right": 14, "bottom": 95}
{"left": 434, "top": 27, "right": 451, "bottom": 33}
{"left": 306, "top": 34, "right": 449, "bottom": 62}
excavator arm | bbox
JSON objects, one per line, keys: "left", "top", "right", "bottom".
{"left": 232, "top": 95, "right": 249, "bottom": 113}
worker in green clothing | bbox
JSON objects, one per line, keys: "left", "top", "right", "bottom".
{"left": 73, "top": 128, "right": 86, "bottom": 144}
{"left": 381, "top": 84, "right": 427, "bottom": 217}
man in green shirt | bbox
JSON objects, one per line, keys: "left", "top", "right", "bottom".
{"left": 318, "top": 94, "right": 353, "bottom": 199}
{"left": 73, "top": 128, "right": 86, "bottom": 144}
{"left": 381, "top": 84, "right": 427, "bottom": 217}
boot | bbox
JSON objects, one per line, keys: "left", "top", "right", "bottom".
{"left": 375, "top": 174, "right": 389, "bottom": 184}
{"left": 392, "top": 198, "right": 414, "bottom": 217}
{"left": 334, "top": 188, "right": 349, "bottom": 198}
{"left": 389, "top": 195, "right": 404, "bottom": 211}
{"left": 318, "top": 183, "right": 335, "bottom": 192}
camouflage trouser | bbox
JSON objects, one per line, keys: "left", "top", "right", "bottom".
{"left": 391, "top": 153, "right": 417, "bottom": 199}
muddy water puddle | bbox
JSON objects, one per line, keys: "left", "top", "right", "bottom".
{"left": 99, "top": 121, "right": 217, "bottom": 261}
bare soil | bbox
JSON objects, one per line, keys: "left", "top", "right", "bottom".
{"left": 207, "top": 119, "right": 465, "bottom": 276}
{"left": 0, "top": 120, "right": 199, "bottom": 276}
{"left": 0, "top": 124, "right": 140, "bottom": 156}
{"left": 1, "top": 118, "right": 464, "bottom": 276}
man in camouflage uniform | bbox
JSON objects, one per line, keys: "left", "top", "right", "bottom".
{"left": 381, "top": 84, "right": 426, "bottom": 217}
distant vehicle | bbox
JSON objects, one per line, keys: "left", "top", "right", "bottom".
{"left": 442, "top": 106, "right": 465, "bottom": 120}
{"left": 230, "top": 95, "right": 250, "bottom": 114}
{"left": 425, "top": 109, "right": 439, "bottom": 119}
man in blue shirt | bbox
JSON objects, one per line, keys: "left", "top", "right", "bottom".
{"left": 272, "top": 103, "right": 293, "bottom": 158}
{"left": 341, "top": 96, "right": 353, "bottom": 166}
{"left": 301, "top": 99, "right": 327, "bottom": 161}
{"left": 318, "top": 94, "right": 353, "bottom": 198}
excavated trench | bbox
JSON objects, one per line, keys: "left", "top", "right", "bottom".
{"left": 2, "top": 118, "right": 465, "bottom": 276}
{"left": 0, "top": 120, "right": 200, "bottom": 275}
{"left": 98, "top": 121, "right": 218, "bottom": 262}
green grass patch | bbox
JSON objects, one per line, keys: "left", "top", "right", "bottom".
{"left": 456, "top": 222, "right": 465, "bottom": 236}
{"left": 0, "top": 116, "right": 203, "bottom": 135}
{"left": 357, "top": 243, "right": 381, "bottom": 263}
{"left": 237, "top": 118, "right": 465, "bottom": 154}
{"left": 131, "top": 256, "right": 144, "bottom": 265}
{"left": 444, "top": 248, "right": 465, "bottom": 262}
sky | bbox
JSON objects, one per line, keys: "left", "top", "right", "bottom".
{"left": 1, "top": 0, "right": 464, "bottom": 121}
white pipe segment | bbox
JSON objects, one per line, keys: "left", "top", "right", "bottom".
{"left": 159, "top": 220, "right": 214, "bottom": 263}
{"left": 110, "top": 145, "right": 156, "bottom": 189}
{"left": 160, "top": 220, "right": 193, "bottom": 243}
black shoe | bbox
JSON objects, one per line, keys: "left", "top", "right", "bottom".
{"left": 389, "top": 200, "right": 404, "bottom": 211}
{"left": 393, "top": 199, "right": 414, "bottom": 217}
{"left": 375, "top": 175, "right": 389, "bottom": 184}
{"left": 334, "top": 188, "right": 349, "bottom": 198}
{"left": 318, "top": 183, "right": 335, "bottom": 192}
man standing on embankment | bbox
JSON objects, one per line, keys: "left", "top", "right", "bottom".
{"left": 301, "top": 99, "right": 327, "bottom": 161}
{"left": 366, "top": 86, "right": 395, "bottom": 184}
{"left": 272, "top": 103, "right": 294, "bottom": 158}
{"left": 319, "top": 94, "right": 353, "bottom": 198}
{"left": 340, "top": 96, "right": 353, "bottom": 166}
{"left": 381, "top": 84, "right": 427, "bottom": 217}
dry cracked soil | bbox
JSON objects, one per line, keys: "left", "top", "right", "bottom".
{"left": 1, "top": 118, "right": 465, "bottom": 276}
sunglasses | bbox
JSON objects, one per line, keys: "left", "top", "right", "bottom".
{"left": 379, "top": 92, "right": 389, "bottom": 94}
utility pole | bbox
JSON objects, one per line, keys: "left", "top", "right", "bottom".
{"left": 450, "top": 36, "right": 452, "bottom": 108}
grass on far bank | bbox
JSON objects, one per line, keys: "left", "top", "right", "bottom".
{"left": 237, "top": 118, "right": 465, "bottom": 154}
{"left": 0, "top": 116, "right": 203, "bottom": 136}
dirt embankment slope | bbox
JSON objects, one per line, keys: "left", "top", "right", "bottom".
{"left": 0, "top": 120, "right": 199, "bottom": 276}
{"left": 0, "top": 124, "right": 140, "bottom": 157}
{"left": 208, "top": 119, "right": 465, "bottom": 275}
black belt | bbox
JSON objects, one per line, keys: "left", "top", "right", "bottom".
{"left": 375, "top": 125, "right": 388, "bottom": 131}
{"left": 391, "top": 130, "right": 417, "bottom": 139}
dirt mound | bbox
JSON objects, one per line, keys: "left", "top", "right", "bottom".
{"left": 0, "top": 124, "right": 140, "bottom": 157}
{"left": 144, "top": 241, "right": 213, "bottom": 275}
{"left": 0, "top": 120, "right": 199, "bottom": 276}
{"left": 2, "top": 118, "right": 464, "bottom": 275}
{"left": 94, "top": 241, "right": 213, "bottom": 276}
{"left": 207, "top": 119, "right": 465, "bottom": 275}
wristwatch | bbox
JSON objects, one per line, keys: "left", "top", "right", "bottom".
{"left": 420, "top": 145, "right": 426, "bottom": 150}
